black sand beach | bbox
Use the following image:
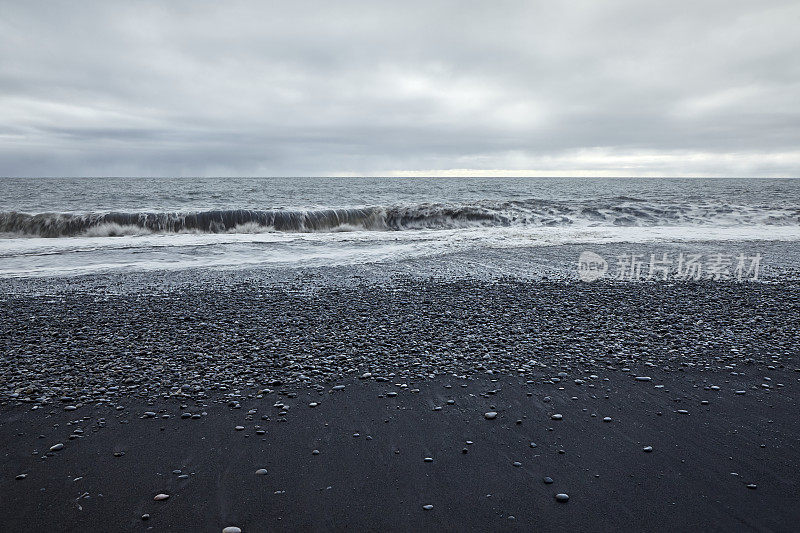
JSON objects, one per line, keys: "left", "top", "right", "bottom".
{"left": 2, "top": 261, "right": 800, "bottom": 532}
{"left": 3, "top": 0, "right": 800, "bottom": 529}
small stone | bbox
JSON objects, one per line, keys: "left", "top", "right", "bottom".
{"left": 746, "top": 484, "right": 757, "bottom": 490}
{"left": 154, "top": 493, "right": 169, "bottom": 501}
{"left": 603, "top": 417, "right": 612, "bottom": 422}
{"left": 484, "top": 412, "right": 497, "bottom": 420}
{"left": 141, "top": 514, "right": 150, "bottom": 520}
{"left": 235, "top": 426, "right": 245, "bottom": 431}
{"left": 422, "top": 504, "right": 434, "bottom": 510}
{"left": 50, "top": 443, "right": 64, "bottom": 452}
{"left": 543, "top": 477, "right": 553, "bottom": 484}
{"left": 144, "top": 411, "right": 156, "bottom": 418}
{"left": 15, "top": 474, "right": 27, "bottom": 480}
{"left": 512, "top": 461, "right": 522, "bottom": 467}
{"left": 635, "top": 377, "right": 652, "bottom": 382}
{"left": 255, "top": 469, "right": 268, "bottom": 475}
{"left": 424, "top": 457, "right": 433, "bottom": 462}
{"left": 223, "top": 527, "right": 242, "bottom": 533}
{"left": 312, "top": 449, "right": 320, "bottom": 455}
{"left": 643, "top": 446, "right": 653, "bottom": 453}
{"left": 551, "top": 414, "right": 563, "bottom": 420}
{"left": 555, "top": 493, "right": 569, "bottom": 502}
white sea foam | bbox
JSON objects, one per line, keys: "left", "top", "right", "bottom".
{"left": 1, "top": 223, "right": 798, "bottom": 278}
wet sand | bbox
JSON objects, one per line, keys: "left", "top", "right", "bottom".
{"left": 2, "top": 371, "right": 799, "bottom": 532}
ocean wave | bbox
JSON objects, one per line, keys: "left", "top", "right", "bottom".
{"left": 1, "top": 199, "right": 798, "bottom": 237}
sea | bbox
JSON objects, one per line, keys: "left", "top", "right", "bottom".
{"left": 1, "top": 177, "right": 798, "bottom": 278}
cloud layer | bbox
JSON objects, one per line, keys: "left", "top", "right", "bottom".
{"left": 1, "top": 0, "right": 799, "bottom": 176}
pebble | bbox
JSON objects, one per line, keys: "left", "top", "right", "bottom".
{"left": 555, "top": 493, "right": 569, "bottom": 502}
{"left": 422, "top": 504, "right": 434, "bottom": 510}
{"left": 603, "top": 417, "right": 612, "bottom": 422}
{"left": 50, "top": 443, "right": 64, "bottom": 452}
{"left": 312, "top": 449, "right": 320, "bottom": 455}
{"left": 512, "top": 461, "right": 522, "bottom": 467}
{"left": 484, "top": 412, "right": 497, "bottom": 420}
{"left": 15, "top": 474, "right": 27, "bottom": 480}
{"left": 154, "top": 493, "right": 170, "bottom": 501}
{"left": 643, "top": 446, "right": 653, "bottom": 453}
{"left": 255, "top": 469, "right": 268, "bottom": 475}
{"left": 543, "top": 477, "right": 553, "bottom": 484}
{"left": 551, "top": 414, "right": 563, "bottom": 420}
{"left": 235, "top": 426, "right": 245, "bottom": 431}
{"left": 635, "top": 377, "right": 652, "bottom": 382}
{"left": 222, "top": 527, "right": 242, "bottom": 533}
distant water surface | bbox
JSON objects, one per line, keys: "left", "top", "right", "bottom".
{"left": 1, "top": 177, "right": 798, "bottom": 277}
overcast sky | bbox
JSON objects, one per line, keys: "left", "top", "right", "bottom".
{"left": 1, "top": 0, "right": 799, "bottom": 177}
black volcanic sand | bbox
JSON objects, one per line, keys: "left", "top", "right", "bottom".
{"left": 2, "top": 276, "right": 800, "bottom": 532}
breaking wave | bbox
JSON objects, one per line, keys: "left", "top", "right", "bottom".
{"left": 1, "top": 199, "right": 799, "bottom": 238}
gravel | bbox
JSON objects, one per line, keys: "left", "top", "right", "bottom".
{"left": 2, "top": 279, "right": 797, "bottom": 404}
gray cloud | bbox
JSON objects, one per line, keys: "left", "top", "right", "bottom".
{"left": 1, "top": 0, "right": 799, "bottom": 176}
